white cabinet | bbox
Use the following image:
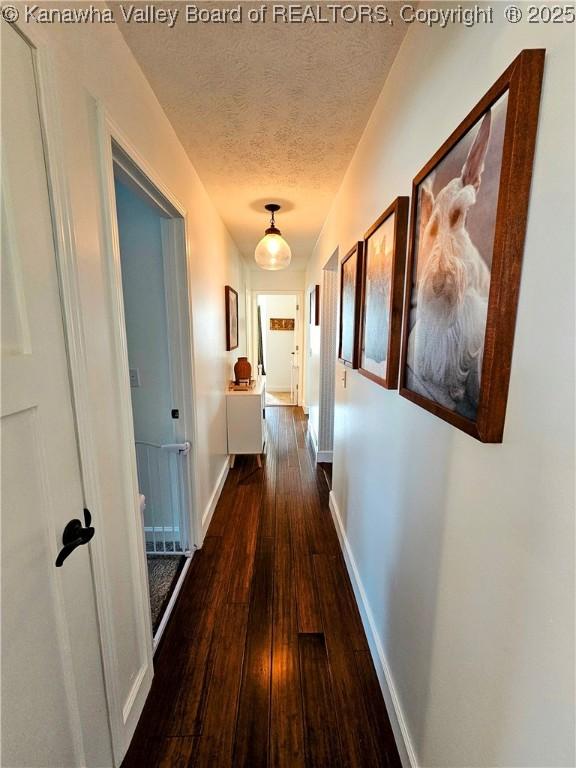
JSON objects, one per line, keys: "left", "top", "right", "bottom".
{"left": 226, "top": 378, "right": 266, "bottom": 461}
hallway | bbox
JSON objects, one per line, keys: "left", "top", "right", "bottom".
{"left": 3, "top": 9, "right": 574, "bottom": 766}
{"left": 122, "top": 406, "right": 401, "bottom": 767}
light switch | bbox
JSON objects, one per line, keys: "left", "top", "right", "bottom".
{"left": 129, "top": 368, "right": 141, "bottom": 388}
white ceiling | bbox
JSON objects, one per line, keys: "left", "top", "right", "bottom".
{"left": 114, "top": 3, "right": 408, "bottom": 270}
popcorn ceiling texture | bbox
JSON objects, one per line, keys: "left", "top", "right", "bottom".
{"left": 114, "top": 6, "right": 408, "bottom": 269}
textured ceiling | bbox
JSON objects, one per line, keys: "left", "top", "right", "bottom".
{"left": 114, "top": 3, "right": 408, "bottom": 270}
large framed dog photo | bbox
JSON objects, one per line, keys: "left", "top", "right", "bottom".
{"left": 399, "top": 49, "right": 545, "bottom": 442}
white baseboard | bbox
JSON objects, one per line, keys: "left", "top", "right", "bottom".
{"left": 201, "top": 458, "right": 229, "bottom": 537}
{"left": 302, "top": 405, "right": 309, "bottom": 415}
{"left": 152, "top": 553, "right": 192, "bottom": 651}
{"left": 328, "top": 491, "right": 418, "bottom": 768}
{"left": 308, "top": 420, "right": 332, "bottom": 464}
{"left": 308, "top": 418, "right": 318, "bottom": 454}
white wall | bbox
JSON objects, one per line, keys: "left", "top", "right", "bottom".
{"left": 305, "top": 18, "right": 574, "bottom": 768}
{"left": 115, "top": 179, "right": 172, "bottom": 445}
{"left": 24, "top": 19, "right": 246, "bottom": 764}
{"left": 259, "top": 294, "right": 297, "bottom": 391}
{"left": 247, "top": 268, "right": 305, "bottom": 292}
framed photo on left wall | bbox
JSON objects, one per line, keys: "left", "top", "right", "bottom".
{"left": 225, "top": 285, "right": 239, "bottom": 351}
{"left": 309, "top": 284, "right": 320, "bottom": 326}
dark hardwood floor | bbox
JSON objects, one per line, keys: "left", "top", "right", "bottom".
{"left": 122, "top": 406, "right": 401, "bottom": 768}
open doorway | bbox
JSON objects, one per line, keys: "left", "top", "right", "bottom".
{"left": 255, "top": 293, "right": 302, "bottom": 406}
{"left": 112, "top": 149, "right": 197, "bottom": 648}
{"left": 315, "top": 249, "right": 339, "bottom": 484}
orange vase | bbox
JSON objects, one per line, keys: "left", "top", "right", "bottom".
{"left": 234, "top": 356, "right": 252, "bottom": 384}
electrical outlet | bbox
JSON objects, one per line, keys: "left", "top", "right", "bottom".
{"left": 129, "top": 368, "right": 141, "bottom": 388}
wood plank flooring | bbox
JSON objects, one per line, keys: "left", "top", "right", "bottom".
{"left": 122, "top": 407, "right": 401, "bottom": 768}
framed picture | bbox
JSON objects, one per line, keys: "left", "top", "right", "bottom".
{"left": 338, "top": 242, "right": 363, "bottom": 368}
{"left": 225, "top": 285, "right": 238, "bottom": 351}
{"left": 399, "top": 49, "right": 545, "bottom": 442}
{"left": 359, "top": 196, "right": 409, "bottom": 389}
{"left": 270, "top": 318, "right": 295, "bottom": 331}
{"left": 309, "top": 284, "right": 320, "bottom": 325}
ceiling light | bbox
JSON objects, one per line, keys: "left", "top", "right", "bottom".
{"left": 254, "top": 203, "right": 291, "bottom": 270}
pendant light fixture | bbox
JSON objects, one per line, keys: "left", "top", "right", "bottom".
{"left": 254, "top": 203, "right": 292, "bottom": 270}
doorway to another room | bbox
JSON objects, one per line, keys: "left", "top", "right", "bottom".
{"left": 314, "top": 249, "right": 339, "bottom": 486}
{"left": 255, "top": 293, "right": 302, "bottom": 407}
{"left": 113, "top": 155, "right": 196, "bottom": 648}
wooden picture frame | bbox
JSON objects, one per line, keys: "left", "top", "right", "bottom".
{"left": 309, "top": 284, "right": 320, "bottom": 326}
{"left": 399, "top": 49, "right": 545, "bottom": 442}
{"left": 338, "top": 242, "right": 363, "bottom": 368}
{"left": 225, "top": 285, "right": 239, "bottom": 351}
{"left": 358, "top": 196, "right": 409, "bottom": 389}
{"left": 270, "top": 318, "right": 295, "bottom": 331}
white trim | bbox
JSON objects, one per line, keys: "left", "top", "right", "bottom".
{"left": 202, "top": 459, "right": 230, "bottom": 536}
{"left": 95, "top": 105, "right": 206, "bottom": 753}
{"left": 121, "top": 664, "right": 148, "bottom": 725}
{"left": 152, "top": 553, "right": 193, "bottom": 651}
{"left": 328, "top": 491, "right": 418, "bottom": 768}
{"left": 160, "top": 218, "right": 202, "bottom": 549}
{"left": 110, "top": 122, "right": 202, "bottom": 552}
{"left": 30, "top": 38, "right": 122, "bottom": 764}
{"left": 317, "top": 257, "right": 338, "bottom": 456}
{"left": 307, "top": 419, "right": 332, "bottom": 462}
{"left": 94, "top": 106, "right": 156, "bottom": 751}
{"left": 308, "top": 416, "right": 319, "bottom": 455}
{"left": 113, "top": 147, "right": 176, "bottom": 218}
{"left": 303, "top": 405, "right": 310, "bottom": 415}
{"left": 250, "top": 289, "right": 304, "bottom": 406}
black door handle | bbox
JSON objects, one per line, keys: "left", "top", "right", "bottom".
{"left": 55, "top": 508, "right": 95, "bottom": 567}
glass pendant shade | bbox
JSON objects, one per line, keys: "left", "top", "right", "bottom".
{"left": 254, "top": 232, "right": 292, "bottom": 270}
{"left": 254, "top": 203, "right": 291, "bottom": 270}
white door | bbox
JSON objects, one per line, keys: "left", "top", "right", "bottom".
{"left": 1, "top": 23, "right": 107, "bottom": 766}
{"left": 292, "top": 296, "right": 301, "bottom": 404}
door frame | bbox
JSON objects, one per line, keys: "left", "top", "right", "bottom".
{"left": 249, "top": 290, "right": 304, "bottom": 405}
{"left": 316, "top": 249, "right": 339, "bottom": 462}
{"left": 95, "top": 106, "right": 203, "bottom": 650}
{"left": 111, "top": 139, "right": 200, "bottom": 556}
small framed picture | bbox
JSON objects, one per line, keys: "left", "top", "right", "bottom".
{"left": 270, "top": 318, "right": 295, "bottom": 331}
{"left": 399, "top": 49, "right": 545, "bottom": 442}
{"left": 309, "top": 284, "right": 320, "bottom": 325}
{"left": 338, "top": 242, "right": 363, "bottom": 368}
{"left": 358, "top": 196, "right": 409, "bottom": 389}
{"left": 225, "top": 285, "right": 239, "bottom": 351}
